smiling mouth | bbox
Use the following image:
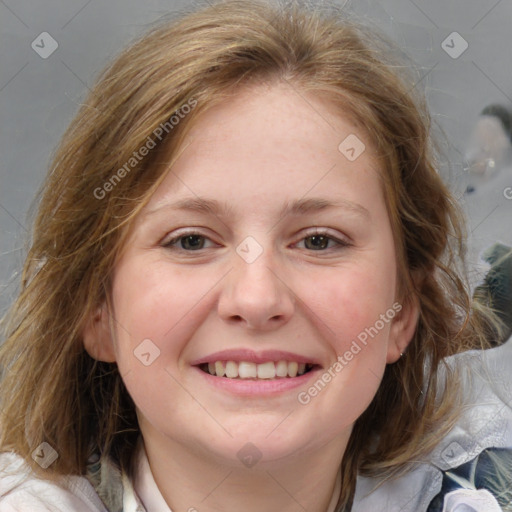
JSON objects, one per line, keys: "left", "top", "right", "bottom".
{"left": 198, "top": 360, "right": 317, "bottom": 379}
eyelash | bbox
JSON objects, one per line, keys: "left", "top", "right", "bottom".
{"left": 161, "top": 228, "right": 351, "bottom": 253}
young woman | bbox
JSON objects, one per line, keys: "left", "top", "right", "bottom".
{"left": 1, "top": 1, "right": 510, "bottom": 510}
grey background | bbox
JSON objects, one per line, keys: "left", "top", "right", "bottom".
{"left": 1, "top": 0, "right": 512, "bottom": 320}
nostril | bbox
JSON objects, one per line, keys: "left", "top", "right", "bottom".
{"left": 466, "top": 185, "right": 475, "bottom": 194}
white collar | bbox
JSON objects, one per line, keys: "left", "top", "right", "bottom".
{"left": 133, "top": 439, "right": 172, "bottom": 512}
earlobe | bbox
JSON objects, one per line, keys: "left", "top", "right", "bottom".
{"left": 386, "top": 295, "right": 420, "bottom": 364}
{"left": 82, "top": 303, "right": 117, "bottom": 362}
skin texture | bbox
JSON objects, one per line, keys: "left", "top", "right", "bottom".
{"left": 83, "top": 81, "right": 419, "bottom": 512}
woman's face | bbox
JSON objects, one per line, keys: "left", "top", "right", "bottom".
{"left": 87, "top": 82, "right": 417, "bottom": 467}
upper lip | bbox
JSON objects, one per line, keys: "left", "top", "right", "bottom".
{"left": 190, "top": 349, "right": 322, "bottom": 367}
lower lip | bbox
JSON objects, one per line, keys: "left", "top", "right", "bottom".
{"left": 193, "top": 366, "right": 322, "bottom": 396}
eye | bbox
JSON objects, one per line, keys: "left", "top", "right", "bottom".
{"left": 161, "top": 228, "right": 350, "bottom": 253}
{"left": 162, "top": 231, "right": 216, "bottom": 251}
{"left": 295, "top": 229, "right": 350, "bottom": 251}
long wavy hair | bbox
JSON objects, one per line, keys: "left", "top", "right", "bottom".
{"left": 0, "top": 0, "right": 502, "bottom": 508}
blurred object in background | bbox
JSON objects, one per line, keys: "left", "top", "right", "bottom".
{"left": 472, "top": 242, "right": 512, "bottom": 347}
{"left": 460, "top": 104, "right": 512, "bottom": 291}
{"left": 464, "top": 104, "right": 512, "bottom": 194}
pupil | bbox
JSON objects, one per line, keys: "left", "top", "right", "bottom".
{"left": 306, "top": 235, "right": 328, "bottom": 250}
{"left": 182, "top": 235, "right": 203, "bottom": 250}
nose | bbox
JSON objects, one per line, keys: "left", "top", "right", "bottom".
{"left": 217, "top": 246, "right": 295, "bottom": 331}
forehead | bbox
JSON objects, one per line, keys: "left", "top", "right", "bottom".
{"left": 145, "top": 81, "right": 384, "bottom": 211}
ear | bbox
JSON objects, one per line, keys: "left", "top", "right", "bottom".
{"left": 82, "top": 303, "right": 116, "bottom": 363}
{"left": 386, "top": 294, "right": 420, "bottom": 364}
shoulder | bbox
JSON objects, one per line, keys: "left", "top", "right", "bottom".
{"left": 351, "top": 338, "right": 512, "bottom": 512}
{"left": 0, "top": 451, "right": 109, "bottom": 512}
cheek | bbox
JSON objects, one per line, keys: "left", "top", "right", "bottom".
{"left": 109, "top": 256, "right": 213, "bottom": 422}
{"left": 297, "top": 263, "right": 397, "bottom": 429}
{"left": 293, "top": 266, "right": 395, "bottom": 426}
{"left": 302, "top": 263, "right": 396, "bottom": 348}
{"left": 109, "top": 255, "right": 209, "bottom": 372}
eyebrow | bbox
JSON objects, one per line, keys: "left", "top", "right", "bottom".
{"left": 144, "top": 196, "right": 370, "bottom": 220}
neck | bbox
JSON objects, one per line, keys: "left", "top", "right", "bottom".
{"left": 138, "top": 428, "right": 349, "bottom": 512}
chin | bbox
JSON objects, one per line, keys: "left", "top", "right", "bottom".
{"left": 194, "top": 424, "right": 315, "bottom": 468}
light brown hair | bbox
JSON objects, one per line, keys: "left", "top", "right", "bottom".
{"left": 0, "top": 0, "right": 501, "bottom": 508}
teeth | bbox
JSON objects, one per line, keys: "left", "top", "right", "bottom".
{"left": 225, "top": 361, "right": 238, "bottom": 378}
{"left": 239, "top": 362, "right": 257, "bottom": 378}
{"left": 257, "top": 361, "right": 276, "bottom": 379}
{"left": 215, "top": 361, "right": 225, "bottom": 377}
{"left": 288, "top": 361, "right": 298, "bottom": 378}
{"left": 202, "top": 360, "right": 313, "bottom": 379}
{"left": 276, "top": 361, "right": 288, "bottom": 377}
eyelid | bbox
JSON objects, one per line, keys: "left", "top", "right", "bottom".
{"left": 300, "top": 227, "right": 348, "bottom": 240}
